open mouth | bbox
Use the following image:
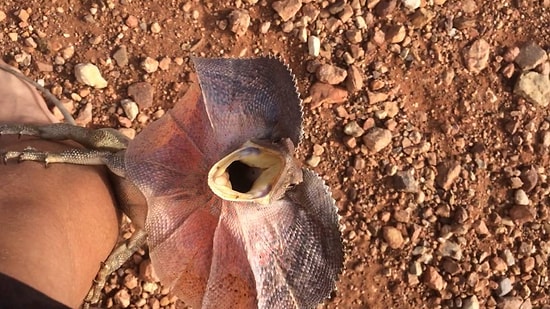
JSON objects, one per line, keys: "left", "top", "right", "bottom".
{"left": 207, "top": 139, "right": 301, "bottom": 205}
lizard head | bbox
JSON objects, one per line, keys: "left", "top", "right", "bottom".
{"left": 207, "top": 138, "right": 303, "bottom": 205}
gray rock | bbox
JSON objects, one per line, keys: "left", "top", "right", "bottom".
{"left": 515, "top": 41, "right": 548, "bottom": 70}
{"left": 344, "top": 121, "right": 364, "bottom": 137}
{"left": 113, "top": 46, "right": 129, "bottom": 67}
{"left": 128, "top": 82, "right": 154, "bottom": 109}
{"left": 362, "top": 127, "right": 392, "bottom": 153}
{"left": 272, "top": 0, "right": 302, "bottom": 22}
{"left": 316, "top": 64, "right": 348, "bottom": 85}
{"left": 514, "top": 71, "right": 550, "bottom": 107}
{"left": 520, "top": 166, "right": 538, "bottom": 192}
{"left": 464, "top": 39, "right": 490, "bottom": 74}
{"left": 393, "top": 169, "right": 419, "bottom": 192}
{"left": 228, "top": 9, "right": 250, "bottom": 36}
{"left": 438, "top": 240, "right": 463, "bottom": 260}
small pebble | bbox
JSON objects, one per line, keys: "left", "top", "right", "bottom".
{"left": 382, "top": 226, "right": 404, "bottom": 249}
{"left": 228, "top": 9, "right": 250, "bottom": 36}
{"left": 409, "top": 261, "right": 422, "bottom": 276}
{"left": 401, "top": 0, "right": 421, "bottom": 10}
{"left": 118, "top": 128, "right": 136, "bottom": 140}
{"left": 316, "top": 64, "right": 348, "bottom": 85}
{"left": 346, "top": 65, "right": 364, "bottom": 93}
{"left": 423, "top": 266, "right": 446, "bottom": 291}
{"left": 62, "top": 45, "right": 75, "bottom": 59}
{"left": 113, "top": 46, "right": 129, "bottom": 67}
{"left": 17, "top": 9, "right": 30, "bottom": 23}
{"left": 393, "top": 169, "right": 419, "bottom": 193}
{"left": 259, "top": 21, "right": 271, "bottom": 34}
{"left": 150, "top": 22, "right": 161, "bottom": 33}
{"left": 436, "top": 161, "right": 461, "bottom": 190}
{"left": 344, "top": 121, "right": 364, "bottom": 137}
{"left": 123, "top": 273, "right": 139, "bottom": 290}
{"left": 308, "top": 35, "right": 320, "bottom": 57}
{"left": 462, "top": 295, "right": 480, "bottom": 309}
{"left": 159, "top": 57, "right": 171, "bottom": 71}
{"left": 126, "top": 15, "right": 139, "bottom": 28}
{"left": 121, "top": 99, "right": 139, "bottom": 121}
{"left": 113, "top": 289, "right": 131, "bottom": 308}
{"left": 142, "top": 282, "right": 158, "bottom": 293}
{"left": 497, "top": 277, "right": 513, "bottom": 296}
{"left": 308, "top": 82, "right": 348, "bottom": 108}
{"left": 514, "top": 189, "right": 529, "bottom": 205}
{"left": 306, "top": 155, "right": 321, "bottom": 167}
{"left": 141, "top": 57, "right": 159, "bottom": 73}
{"left": 515, "top": 41, "right": 548, "bottom": 70}
{"left": 464, "top": 39, "right": 490, "bottom": 74}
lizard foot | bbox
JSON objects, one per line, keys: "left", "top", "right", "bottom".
{"left": 83, "top": 229, "right": 147, "bottom": 308}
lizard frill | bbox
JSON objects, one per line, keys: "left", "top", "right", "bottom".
{"left": 125, "top": 57, "right": 343, "bottom": 309}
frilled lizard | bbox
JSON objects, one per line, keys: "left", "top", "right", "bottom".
{"left": 0, "top": 57, "right": 344, "bottom": 308}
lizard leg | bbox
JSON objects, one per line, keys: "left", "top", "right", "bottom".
{"left": 83, "top": 228, "right": 148, "bottom": 308}
{"left": 0, "top": 123, "right": 129, "bottom": 151}
{"left": 0, "top": 147, "right": 126, "bottom": 177}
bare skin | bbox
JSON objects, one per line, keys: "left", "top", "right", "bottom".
{"left": 0, "top": 63, "right": 120, "bottom": 308}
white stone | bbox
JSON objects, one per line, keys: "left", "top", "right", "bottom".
{"left": 308, "top": 35, "right": 320, "bottom": 57}
{"left": 514, "top": 71, "right": 550, "bottom": 107}
{"left": 141, "top": 57, "right": 159, "bottom": 73}
{"left": 74, "top": 63, "right": 108, "bottom": 89}
{"left": 402, "top": 0, "right": 421, "bottom": 10}
{"left": 462, "top": 295, "right": 479, "bottom": 309}
{"left": 120, "top": 99, "right": 139, "bottom": 121}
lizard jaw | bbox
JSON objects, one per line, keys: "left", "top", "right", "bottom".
{"left": 207, "top": 139, "right": 302, "bottom": 205}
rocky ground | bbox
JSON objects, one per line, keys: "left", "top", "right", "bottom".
{"left": 1, "top": 0, "right": 550, "bottom": 308}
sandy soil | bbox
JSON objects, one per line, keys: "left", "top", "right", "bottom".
{"left": 0, "top": 0, "right": 549, "bottom": 308}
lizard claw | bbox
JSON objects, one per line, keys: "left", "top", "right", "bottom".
{"left": 1, "top": 150, "right": 22, "bottom": 164}
{"left": 18, "top": 150, "right": 49, "bottom": 167}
